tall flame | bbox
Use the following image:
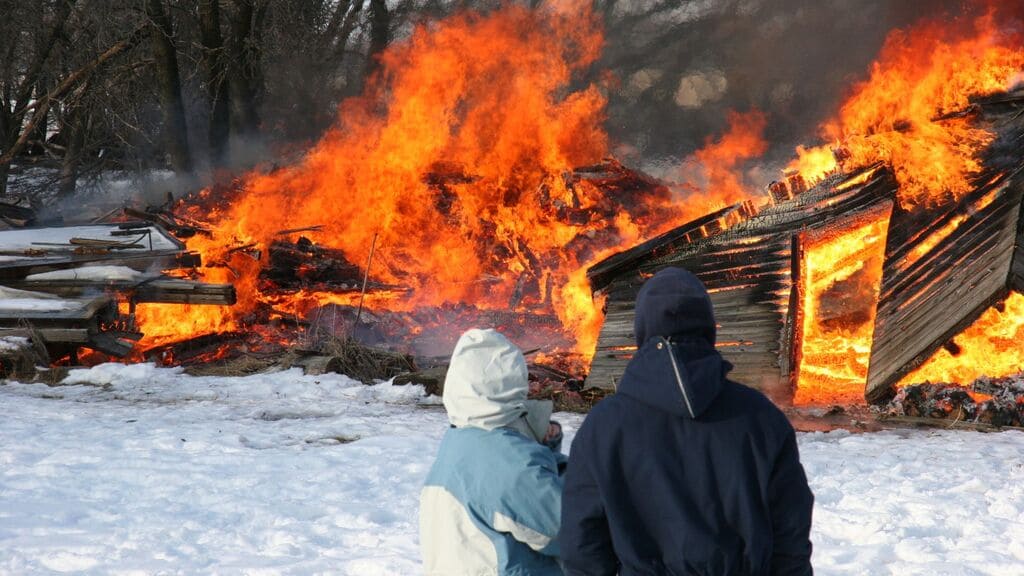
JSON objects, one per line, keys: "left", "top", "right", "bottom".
{"left": 789, "top": 11, "right": 1024, "bottom": 208}
{"left": 135, "top": 3, "right": 685, "bottom": 355}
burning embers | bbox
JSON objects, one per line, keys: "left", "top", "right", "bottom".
{"left": 887, "top": 376, "right": 1024, "bottom": 428}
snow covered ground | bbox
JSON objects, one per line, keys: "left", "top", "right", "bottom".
{"left": 1, "top": 364, "right": 1022, "bottom": 575}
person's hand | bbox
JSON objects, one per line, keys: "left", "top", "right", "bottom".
{"left": 544, "top": 422, "right": 561, "bottom": 443}
{"left": 542, "top": 421, "right": 563, "bottom": 453}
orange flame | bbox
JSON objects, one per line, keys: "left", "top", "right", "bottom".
{"left": 789, "top": 11, "right": 1024, "bottom": 208}
{"left": 900, "top": 292, "right": 1024, "bottom": 386}
{"left": 794, "top": 212, "right": 891, "bottom": 405}
{"left": 675, "top": 110, "right": 768, "bottom": 220}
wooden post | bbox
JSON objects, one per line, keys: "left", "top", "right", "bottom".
{"left": 354, "top": 233, "right": 379, "bottom": 327}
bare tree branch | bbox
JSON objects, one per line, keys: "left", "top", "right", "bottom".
{"left": 0, "top": 27, "right": 146, "bottom": 167}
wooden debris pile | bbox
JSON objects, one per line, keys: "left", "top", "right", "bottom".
{"left": 0, "top": 221, "right": 235, "bottom": 369}
{"left": 886, "top": 376, "right": 1024, "bottom": 428}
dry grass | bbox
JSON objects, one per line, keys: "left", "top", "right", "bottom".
{"left": 316, "top": 336, "right": 416, "bottom": 384}
{"left": 183, "top": 355, "right": 278, "bottom": 377}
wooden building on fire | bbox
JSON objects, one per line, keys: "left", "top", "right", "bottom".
{"left": 585, "top": 88, "right": 1024, "bottom": 405}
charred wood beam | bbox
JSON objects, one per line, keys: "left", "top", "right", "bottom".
{"left": 133, "top": 280, "right": 236, "bottom": 305}
{"left": 0, "top": 327, "right": 90, "bottom": 344}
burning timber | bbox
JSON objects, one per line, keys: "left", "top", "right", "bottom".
{"left": 588, "top": 164, "right": 897, "bottom": 402}
{"left": 587, "top": 87, "right": 1024, "bottom": 406}
{"left": 0, "top": 223, "right": 235, "bottom": 365}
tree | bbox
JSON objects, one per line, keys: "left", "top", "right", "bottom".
{"left": 0, "top": 0, "right": 75, "bottom": 196}
{"left": 145, "top": 0, "right": 193, "bottom": 175}
{"left": 199, "top": 0, "right": 231, "bottom": 166}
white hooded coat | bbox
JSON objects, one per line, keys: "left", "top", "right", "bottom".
{"left": 420, "top": 329, "right": 565, "bottom": 576}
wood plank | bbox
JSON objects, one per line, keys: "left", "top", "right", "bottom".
{"left": 133, "top": 280, "right": 237, "bottom": 305}
{"left": 865, "top": 169, "right": 1024, "bottom": 402}
{"left": 0, "top": 327, "right": 90, "bottom": 343}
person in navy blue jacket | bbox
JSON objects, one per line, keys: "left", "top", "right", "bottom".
{"left": 560, "top": 267, "right": 814, "bottom": 576}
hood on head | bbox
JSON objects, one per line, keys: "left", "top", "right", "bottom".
{"left": 634, "top": 267, "right": 716, "bottom": 347}
{"left": 443, "top": 328, "right": 531, "bottom": 430}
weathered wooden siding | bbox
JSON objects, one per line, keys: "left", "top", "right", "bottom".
{"left": 587, "top": 166, "right": 898, "bottom": 402}
{"left": 866, "top": 167, "right": 1024, "bottom": 402}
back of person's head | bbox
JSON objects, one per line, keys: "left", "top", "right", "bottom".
{"left": 634, "top": 267, "right": 716, "bottom": 347}
{"left": 443, "top": 328, "right": 530, "bottom": 430}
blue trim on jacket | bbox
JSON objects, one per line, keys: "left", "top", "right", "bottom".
{"left": 424, "top": 426, "right": 565, "bottom": 575}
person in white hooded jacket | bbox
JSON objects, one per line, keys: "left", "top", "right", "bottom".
{"left": 420, "top": 328, "right": 565, "bottom": 576}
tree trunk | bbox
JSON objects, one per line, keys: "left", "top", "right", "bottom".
{"left": 199, "top": 0, "right": 230, "bottom": 166}
{"left": 0, "top": 108, "right": 10, "bottom": 196}
{"left": 227, "top": 0, "right": 263, "bottom": 141}
{"left": 57, "top": 107, "right": 85, "bottom": 197}
{"left": 0, "top": 163, "right": 9, "bottom": 197}
{"left": 364, "top": 0, "right": 391, "bottom": 82}
{"left": 146, "top": 0, "right": 193, "bottom": 175}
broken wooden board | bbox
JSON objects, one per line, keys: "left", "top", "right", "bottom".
{"left": 12, "top": 271, "right": 236, "bottom": 306}
{"left": 587, "top": 201, "right": 758, "bottom": 294}
{"left": 865, "top": 91, "right": 1024, "bottom": 403}
{"left": 587, "top": 164, "right": 898, "bottom": 402}
{"left": 0, "top": 223, "right": 199, "bottom": 281}
{"left": 0, "top": 292, "right": 136, "bottom": 357}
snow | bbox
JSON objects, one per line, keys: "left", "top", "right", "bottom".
{"left": 0, "top": 298, "right": 83, "bottom": 312}
{"left": 0, "top": 336, "right": 30, "bottom": 352}
{"left": 1, "top": 363, "right": 1023, "bottom": 575}
{"left": 0, "top": 224, "right": 180, "bottom": 257}
{"left": 0, "top": 286, "right": 84, "bottom": 312}
{"left": 25, "top": 265, "right": 152, "bottom": 282}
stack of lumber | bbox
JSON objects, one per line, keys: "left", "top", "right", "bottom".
{"left": 0, "top": 222, "right": 235, "bottom": 364}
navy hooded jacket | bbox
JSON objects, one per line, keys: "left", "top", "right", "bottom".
{"left": 560, "top": 267, "right": 814, "bottom": 576}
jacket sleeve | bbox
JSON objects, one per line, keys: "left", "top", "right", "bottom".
{"left": 559, "top": 426, "right": 619, "bottom": 576}
{"left": 769, "top": 425, "right": 814, "bottom": 576}
{"left": 491, "top": 441, "right": 565, "bottom": 557}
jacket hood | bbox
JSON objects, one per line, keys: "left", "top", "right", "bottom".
{"left": 633, "top": 267, "right": 716, "bottom": 347}
{"left": 618, "top": 337, "right": 730, "bottom": 418}
{"left": 443, "top": 328, "right": 547, "bottom": 434}
{"left": 620, "top": 268, "right": 728, "bottom": 419}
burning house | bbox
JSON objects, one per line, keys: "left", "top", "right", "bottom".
{"left": 587, "top": 18, "right": 1024, "bottom": 412}
{"left": 587, "top": 89, "right": 1024, "bottom": 408}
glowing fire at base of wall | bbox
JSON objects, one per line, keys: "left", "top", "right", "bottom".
{"left": 899, "top": 292, "right": 1024, "bottom": 386}
{"left": 794, "top": 212, "right": 892, "bottom": 405}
